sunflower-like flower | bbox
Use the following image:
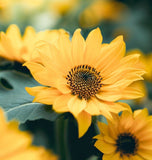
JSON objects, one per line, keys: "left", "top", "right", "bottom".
{"left": 79, "top": 0, "right": 127, "bottom": 28}
{"left": 0, "top": 24, "right": 68, "bottom": 63}
{"left": 0, "top": 108, "right": 58, "bottom": 160}
{"left": 24, "top": 28, "right": 145, "bottom": 137}
{"left": 49, "top": 0, "right": 78, "bottom": 16}
{"left": 94, "top": 108, "right": 152, "bottom": 160}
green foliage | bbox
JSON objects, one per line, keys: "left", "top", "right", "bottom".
{"left": 0, "top": 70, "right": 59, "bottom": 123}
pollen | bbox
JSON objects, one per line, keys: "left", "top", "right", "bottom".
{"left": 66, "top": 65, "right": 102, "bottom": 100}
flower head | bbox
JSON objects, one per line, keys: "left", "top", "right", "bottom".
{"left": 0, "top": 108, "right": 58, "bottom": 160}
{"left": 0, "top": 24, "right": 68, "bottom": 63}
{"left": 94, "top": 108, "right": 152, "bottom": 160}
{"left": 25, "top": 28, "right": 145, "bottom": 137}
{"left": 49, "top": 0, "right": 78, "bottom": 16}
{"left": 79, "top": 0, "right": 126, "bottom": 28}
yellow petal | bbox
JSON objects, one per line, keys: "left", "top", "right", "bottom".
{"left": 26, "top": 87, "right": 61, "bottom": 105}
{"left": 23, "top": 26, "right": 36, "bottom": 43}
{"left": 104, "top": 136, "right": 116, "bottom": 144}
{"left": 120, "top": 85, "right": 144, "bottom": 100}
{"left": 3, "top": 146, "right": 57, "bottom": 160}
{"left": 37, "top": 42, "right": 70, "bottom": 75}
{"left": 0, "top": 108, "right": 7, "bottom": 132}
{"left": 102, "top": 54, "right": 142, "bottom": 84}
{"left": 24, "top": 61, "right": 57, "bottom": 87}
{"left": 76, "top": 111, "right": 91, "bottom": 138}
{"left": 53, "top": 94, "right": 72, "bottom": 112}
{"left": 0, "top": 127, "right": 32, "bottom": 158}
{"left": 131, "top": 155, "right": 143, "bottom": 160}
{"left": 94, "top": 139, "right": 116, "bottom": 154}
{"left": 68, "top": 96, "right": 87, "bottom": 117}
{"left": 96, "top": 91, "right": 121, "bottom": 102}
{"left": 97, "top": 121, "right": 109, "bottom": 135}
{"left": 25, "top": 86, "right": 48, "bottom": 96}
{"left": 0, "top": 32, "right": 18, "bottom": 61}
{"left": 85, "top": 98, "right": 101, "bottom": 115}
{"left": 56, "top": 77, "right": 71, "bottom": 94}
{"left": 102, "top": 152, "right": 121, "bottom": 160}
{"left": 137, "top": 149, "right": 152, "bottom": 160}
{"left": 84, "top": 28, "right": 103, "bottom": 65}
{"left": 6, "top": 24, "right": 22, "bottom": 48}
{"left": 96, "top": 36, "right": 125, "bottom": 76}
{"left": 93, "top": 134, "right": 103, "bottom": 140}
{"left": 72, "top": 28, "right": 86, "bottom": 65}
{"left": 98, "top": 102, "right": 113, "bottom": 120}
{"left": 57, "top": 33, "right": 73, "bottom": 67}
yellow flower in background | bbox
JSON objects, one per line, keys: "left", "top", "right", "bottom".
{"left": 0, "top": 0, "right": 18, "bottom": 10}
{"left": 0, "top": 0, "right": 9, "bottom": 9}
{"left": 94, "top": 108, "right": 152, "bottom": 160}
{"left": 79, "top": 0, "right": 127, "bottom": 28}
{"left": 0, "top": 24, "right": 68, "bottom": 63}
{"left": 0, "top": 108, "right": 58, "bottom": 160}
{"left": 0, "top": 0, "right": 18, "bottom": 22}
{"left": 49, "top": 0, "right": 78, "bottom": 16}
{"left": 19, "top": 0, "right": 45, "bottom": 10}
{"left": 25, "top": 28, "right": 145, "bottom": 137}
{"left": 127, "top": 49, "right": 152, "bottom": 82}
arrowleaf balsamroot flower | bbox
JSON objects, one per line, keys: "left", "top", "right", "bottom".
{"left": 94, "top": 108, "right": 152, "bottom": 160}
{"left": 0, "top": 24, "right": 68, "bottom": 63}
{"left": 25, "top": 28, "right": 145, "bottom": 137}
{"left": 0, "top": 108, "right": 58, "bottom": 160}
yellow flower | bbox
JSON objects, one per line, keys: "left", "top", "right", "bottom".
{"left": 0, "top": 24, "right": 68, "bottom": 63}
{"left": 0, "top": 108, "right": 58, "bottom": 160}
{"left": 0, "top": 0, "right": 18, "bottom": 22}
{"left": 94, "top": 108, "right": 152, "bottom": 160}
{"left": 24, "top": 28, "right": 145, "bottom": 137}
{"left": 19, "top": 0, "right": 44, "bottom": 10}
{"left": 49, "top": 0, "right": 78, "bottom": 16}
{"left": 0, "top": 0, "right": 17, "bottom": 10}
{"left": 79, "top": 0, "right": 126, "bottom": 28}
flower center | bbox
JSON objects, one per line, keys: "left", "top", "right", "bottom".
{"left": 116, "top": 133, "right": 139, "bottom": 156}
{"left": 66, "top": 65, "right": 102, "bottom": 100}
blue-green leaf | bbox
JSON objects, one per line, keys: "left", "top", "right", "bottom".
{"left": 0, "top": 70, "right": 59, "bottom": 123}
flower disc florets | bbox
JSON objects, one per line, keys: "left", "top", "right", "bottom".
{"left": 66, "top": 65, "right": 102, "bottom": 100}
{"left": 116, "top": 132, "right": 139, "bottom": 156}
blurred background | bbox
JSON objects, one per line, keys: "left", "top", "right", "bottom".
{"left": 0, "top": 0, "right": 152, "bottom": 160}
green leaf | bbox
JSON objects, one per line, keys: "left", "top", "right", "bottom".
{"left": 87, "top": 156, "right": 98, "bottom": 160}
{"left": 0, "top": 70, "right": 59, "bottom": 123}
{"left": 6, "top": 103, "right": 59, "bottom": 123}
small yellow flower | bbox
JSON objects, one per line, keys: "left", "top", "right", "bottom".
{"left": 79, "top": 0, "right": 126, "bottom": 28}
{"left": 94, "top": 108, "right": 152, "bottom": 160}
{"left": 0, "top": 0, "right": 18, "bottom": 22}
{"left": 49, "top": 0, "right": 78, "bottom": 16}
{"left": 0, "top": 108, "right": 58, "bottom": 160}
{"left": 25, "top": 28, "right": 145, "bottom": 137}
{"left": 20, "top": 0, "right": 44, "bottom": 10}
{"left": 0, "top": 0, "right": 17, "bottom": 9}
{"left": 0, "top": 24, "right": 68, "bottom": 63}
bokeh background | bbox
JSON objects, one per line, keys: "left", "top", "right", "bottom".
{"left": 0, "top": 0, "right": 152, "bottom": 160}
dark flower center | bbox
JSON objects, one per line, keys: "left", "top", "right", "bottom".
{"left": 116, "top": 133, "right": 139, "bottom": 156}
{"left": 66, "top": 65, "right": 102, "bottom": 100}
